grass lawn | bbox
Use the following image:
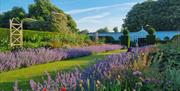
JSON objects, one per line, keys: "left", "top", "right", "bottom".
{"left": 0, "top": 49, "right": 126, "bottom": 90}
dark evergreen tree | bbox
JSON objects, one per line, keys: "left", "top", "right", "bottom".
{"left": 123, "top": 0, "right": 180, "bottom": 32}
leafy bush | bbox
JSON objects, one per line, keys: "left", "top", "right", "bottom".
{"left": 171, "top": 34, "right": 180, "bottom": 41}
{"left": 0, "top": 28, "right": 92, "bottom": 50}
{"left": 146, "top": 27, "right": 156, "bottom": 45}
{"left": 148, "top": 41, "right": 180, "bottom": 90}
{"left": 120, "top": 35, "right": 130, "bottom": 48}
{"left": 23, "top": 18, "right": 49, "bottom": 31}
{"left": 147, "top": 27, "right": 156, "bottom": 35}
{"left": 122, "top": 28, "right": 129, "bottom": 35}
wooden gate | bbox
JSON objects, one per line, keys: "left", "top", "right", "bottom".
{"left": 9, "top": 18, "right": 23, "bottom": 47}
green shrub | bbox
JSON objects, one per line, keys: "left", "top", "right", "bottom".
{"left": 146, "top": 26, "right": 156, "bottom": 45}
{"left": 0, "top": 28, "right": 92, "bottom": 50}
{"left": 120, "top": 28, "right": 130, "bottom": 48}
{"left": 147, "top": 27, "right": 156, "bottom": 35}
{"left": 122, "top": 28, "right": 129, "bottom": 35}
{"left": 23, "top": 18, "right": 50, "bottom": 31}
{"left": 171, "top": 34, "right": 180, "bottom": 41}
{"left": 120, "top": 35, "right": 130, "bottom": 48}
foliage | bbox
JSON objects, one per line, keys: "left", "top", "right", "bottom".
{"left": 120, "top": 35, "right": 130, "bottom": 48}
{"left": 28, "top": 0, "right": 78, "bottom": 32}
{"left": 5, "top": 42, "right": 180, "bottom": 91}
{"left": 0, "top": 28, "right": 92, "bottom": 50}
{"left": 148, "top": 41, "right": 180, "bottom": 90}
{"left": 0, "top": 0, "right": 78, "bottom": 32}
{"left": 171, "top": 34, "right": 180, "bottom": 41}
{"left": 113, "top": 27, "right": 119, "bottom": 33}
{"left": 120, "top": 28, "right": 130, "bottom": 48}
{"left": 0, "top": 44, "right": 122, "bottom": 72}
{"left": 48, "top": 13, "right": 69, "bottom": 32}
{"left": 13, "top": 47, "right": 155, "bottom": 91}
{"left": 122, "top": 28, "right": 129, "bottom": 35}
{"left": 123, "top": 0, "right": 180, "bottom": 32}
{"left": 0, "top": 7, "right": 26, "bottom": 28}
{"left": 0, "top": 49, "right": 123, "bottom": 91}
{"left": 147, "top": 27, "right": 156, "bottom": 35}
{"left": 96, "top": 27, "right": 109, "bottom": 33}
{"left": 23, "top": 18, "right": 49, "bottom": 31}
{"left": 28, "top": 0, "right": 62, "bottom": 21}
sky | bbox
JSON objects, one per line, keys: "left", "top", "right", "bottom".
{"left": 0, "top": 0, "right": 145, "bottom": 32}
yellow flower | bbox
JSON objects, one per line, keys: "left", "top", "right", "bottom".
{"left": 79, "top": 84, "right": 82, "bottom": 87}
{"left": 80, "top": 80, "right": 83, "bottom": 84}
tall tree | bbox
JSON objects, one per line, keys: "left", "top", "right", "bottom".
{"left": 27, "top": 0, "right": 78, "bottom": 32}
{"left": 123, "top": 0, "right": 180, "bottom": 32}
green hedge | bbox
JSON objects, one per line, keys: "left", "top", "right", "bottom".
{"left": 120, "top": 35, "right": 130, "bottom": 48}
{"left": 0, "top": 28, "right": 91, "bottom": 49}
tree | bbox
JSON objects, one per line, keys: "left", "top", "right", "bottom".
{"left": 28, "top": 0, "right": 62, "bottom": 21}
{"left": 113, "top": 27, "right": 119, "bottom": 32}
{"left": 48, "top": 13, "right": 69, "bottom": 32}
{"left": 0, "top": 7, "right": 26, "bottom": 28}
{"left": 27, "top": 0, "right": 78, "bottom": 32}
{"left": 66, "top": 14, "right": 78, "bottom": 32}
{"left": 96, "top": 27, "right": 109, "bottom": 33}
{"left": 123, "top": 0, "right": 180, "bottom": 32}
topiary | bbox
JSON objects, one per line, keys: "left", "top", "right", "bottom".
{"left": 120, "top": 28, "right": 130, "bottom": 48}
{"left": 147, "top": 27, "right": 156, "bottom": 35}
{"left": 122, "top": 28, "right": 129, "bottom": 35}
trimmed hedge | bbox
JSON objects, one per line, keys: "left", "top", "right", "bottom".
{"left": 120, "top": 35, "right": 130, "bottom": 48}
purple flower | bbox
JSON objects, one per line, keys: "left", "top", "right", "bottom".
{"left": 133, "top": 71, "right": 142, "bottom": 76}
{"left": 0, "top": 44, "right": 122, "bottom": 72}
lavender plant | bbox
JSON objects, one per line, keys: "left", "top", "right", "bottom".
{"left": 18, "top": 46, "right": 155, "bottom": 91}
{"left": 0, "top": 44, "right": 122, "bottom": 72}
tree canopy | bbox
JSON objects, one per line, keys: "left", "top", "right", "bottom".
{"left": 0, "top": 0, "right": 78, "bottom": 32}
{"left": 123, "top": 0, "right": 180, "bottom": 32}
{"left": 0, "top": 7, "right": 26, "bottom": 28}
{"left": 113, "top": 27, "right": 119, "bottom": 32}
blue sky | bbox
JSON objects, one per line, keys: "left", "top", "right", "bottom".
{"left": 0, "top": 0, "right": 145, "bottom": 32}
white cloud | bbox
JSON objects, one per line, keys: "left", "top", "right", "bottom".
{"left": 66, "top": 2, "right": 136, "bottom": 15}
{"left": 77, "top": 12, "right": 110, "bottom": 23}
{"left": 77, "top": 15, "right": 125, "bottom": 32}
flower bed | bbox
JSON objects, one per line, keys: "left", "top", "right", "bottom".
{"left": 16, "top": 46, "right": 156, "bottom": 91}
{"left": 0, "top": 44, "right": 122, "bottom": 72}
